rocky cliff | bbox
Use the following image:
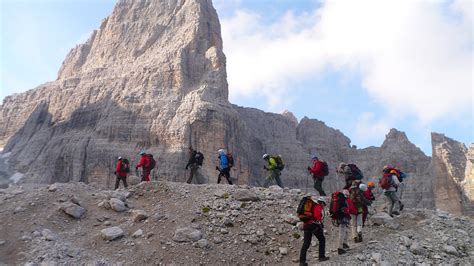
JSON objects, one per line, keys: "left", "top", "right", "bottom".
{"left": 0, "top": 0, "right": 471, "bottom": 213}
{"left": 431, "top": 133, "right": 473, "bottom": 216}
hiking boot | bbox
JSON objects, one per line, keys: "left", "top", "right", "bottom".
{"left": 392, "top": 211, "right": 400, "bottom": 215}
{"left": 338, "top": 248, "right": 347, "bottom": 255}
{"left": 299, "top": 262, "right": 308, "bottom": 266}
{"left": 358, "top": 233, "right": 363, "bottom": 242}
{"left": 319, "top": 256, "right": 330, "bottom": 262}
{"left": 343, "top": 243, "right": 350, "bottom": 249}
{"left": 400, "top": 203, "right": 404, "bottom": 211}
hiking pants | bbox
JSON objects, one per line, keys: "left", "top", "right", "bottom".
{"left": 313, "top": 177, "right": 326, "bottom": 196}
{"left": 264, "top": 170, "right": 283, "bottom": 188}
{"left": 299, "top": 223, "right": 326, "bottom": 263}
{"left": 351, "top": 213, "right": 363, "bottom": 239}
{"left": 186, "top": 164, "right": 199, "bottom": 184}
{"left": 384, "top": 191, "right": 400, "bottom": 215}
{"left": 338, "top": 219, "right": 350, "bottom": 249}
{"left": 115, "top": 175, "right": 128, "bottom": 190}
{"left": 362, "top": 206, "right": 368, "bottom": 226}
{"left": 141, "top": 168, "right": 151, "bottom": 182}
{"left": 217, "top": 167, "right": 233, "bottom": 184}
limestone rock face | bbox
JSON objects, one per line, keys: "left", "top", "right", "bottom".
{"left": 431, "top": 133, "right": 472, "bottom": 215}
{"left": 464, "top": 144, "right": 474, "bottom": 212}
{"left": 1, "top": 0, "right": 232, "bottom": 185}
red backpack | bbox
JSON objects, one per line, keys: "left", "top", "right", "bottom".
{"left": 379, "top": 173, "right": 393, "bottom": 189}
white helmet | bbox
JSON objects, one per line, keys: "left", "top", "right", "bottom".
{"left": 218, "top": 148, "right": 225, "bottom": 154}
{"left": 359, "top": 183, "right": 368, "bottom": 192}
{"left": 317, "top": 197, "right": 327, "bottom": 205}
{"left": 262, "top": 154, "right": 270, "bottom": 160}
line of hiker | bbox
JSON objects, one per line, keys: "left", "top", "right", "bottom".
{"left": 297, "top": 160, "right": 407, "bottom": 265}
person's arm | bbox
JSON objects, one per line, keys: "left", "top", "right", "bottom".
{"left": 136, "top": 156, "right": 145, "bottom": 168}
{"left": 116, "top": 161, "right": 122, "bottom": 173}
{"left": 309, "top": 161, "right": 319, "bottom": 175}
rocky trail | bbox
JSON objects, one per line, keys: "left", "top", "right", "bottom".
{"left": 0, "top": 180, "right": 472, "bottom": 265}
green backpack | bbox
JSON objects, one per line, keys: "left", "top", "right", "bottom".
{"left": 271, "top": 155, "right": 285, "bottom": 170}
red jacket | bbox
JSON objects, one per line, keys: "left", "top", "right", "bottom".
{"left": 347, "top": 198, "right": 358, "bottom": 215}
{"left": 116, "top": 160, "right": 128, "bottom": 177}
{"left": 363, "top": 189, "right": 375, "bottom": 202}
{"left": 304, "top": 203, "right": 324, "bottom": 228}
{"left": 136, "top": 155, "right": 149, "bottom": 169}
{"left": 309, "top": 160, "right": 324, "bottom": 178}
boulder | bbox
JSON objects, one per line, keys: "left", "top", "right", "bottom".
{"left": 60, "top": 203, "right": 86, "bottom": 219}
{"left": 196, "top": 239, "right": 209, "bottom": 248}
{"left": 101, "top": 227, "right": 124, "bottom": 241}
{"left": 233, "top": 190, "right": 259, "bottom": 202}
{"left": 41, "top": 229, "right": 57, "bottom": 241}
{"left": 279, "top": 247, "right": 288, "bottom": 255}
{"left": 109, "top": 198, "right": 126, "bottom": 212}
{"left": 131, "top": 209, "right": 149, "bottom": 222}
{"left": 48, "top": 184, "right": 58, "bottom": 192}
{"left": 173, "top": 227, "right": 202, "bottom": 242}
{"left": 132, "top": 229, "right": 143, "bottom": 238}
{"left": 371, "top": 212, "right": 394, "bottom": 225}
{"left": 442, "top": 245, "right": 459, "bottom": 256}
{"left": 282, "top": 214, "right": 299, "bottom": 225}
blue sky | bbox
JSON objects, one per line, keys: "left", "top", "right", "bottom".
{"left": 1, "top": 0, "right": 472, "bottom": 155}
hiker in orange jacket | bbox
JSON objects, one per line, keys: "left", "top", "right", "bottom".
{"left": 299, "top": 197, "right": 330, "bottom": 265}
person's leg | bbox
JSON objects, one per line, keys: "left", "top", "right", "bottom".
{"left": 362, "top": 206, "right": 368, "bottom": 226}
{"left": 338, "top": 223, "right": 346, "bottom": 249}
{"left": 114, "top": 175, "right": 120, "bottom": 190}
{"left": 187, "top": 167, "right": 195, "bottom": 184}
{"left": 299, "top": 227, "right": 314, "bottom": 264}
{"left": 274, "top": 171, "right": 284, "bottom": 188}
{"left": 343, "top": 223, "right": 349, "bottom": 247}
{"left": 217, "top": 171, "right": 222, "bottom": 184}
{"left": 263, "top": 173, "right": 273, "bottom": 187}
{"left": 314, "top": 226, "right": 326, "bottom": 259}
{"left": 351, "top": 214, "right": 357, "bottom": 240}
{"left": 391, "top": 192, "right": 400, "bottom": 214}
{"left": 384, "top": 192, "right": 393, "bottom": 216}
{"left": 356, "top": 214, "right": 363, "bottom": 241}
{"left": 122, "top": 176, "right": 128, "bottom": 188}
{"left": 223, "top": 168, "right": 232, "bottom": 185}
{"left": 314, "top": 178, "right": 326, "bottom": 196}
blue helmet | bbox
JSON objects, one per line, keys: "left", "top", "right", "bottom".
{"left": 311, "top": 154, "right": 318, "bottom": 160}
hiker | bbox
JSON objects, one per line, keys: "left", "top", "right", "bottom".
{"left": 330, "top": 189, "right": 351, "bottom": 255}
{"left": 263, "top": 154, "right": 284, "bottom": 188}
{"left": 299, "top": 197, "right": 330, "bottom": 265}
{"left": 216, "top": 149, "right": 232, "bottom": 184}
{"left": 114, "top": 157, "right": 129, "bottom": 190}
{"left": 185, "top": 146, "right": 204, "bottom": 184}
{"left": 136, "top": 151, "right": 151, "bottom": 182}
{"left": 380, "top": 166, "right": 402, "bottom": 216}
{"left": 337, "top": 162, "right": 364, "bottom": 189}
{"left": 383, "top": 165, "right": 406, "bottom": 211}
{"left": 349, "top": 180, "right": 370, "bottom": 243}
{"left": 362, "top": 181, "right": 376, "bottom": 226}
{"left": 307, "top": 155, "right": 328, "bottom": 196}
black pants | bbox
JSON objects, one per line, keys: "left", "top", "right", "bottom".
{"left": 313, "top": 177, "right": 326, "bottom": 196}
{"left": 300, "top": 223, "right": 326, "bottom": 263}
{"left": 218, "top": 167, "right": 232, "bottom": 184}
{"left": 115, "top": 175, "right": 128, "bottom": 189}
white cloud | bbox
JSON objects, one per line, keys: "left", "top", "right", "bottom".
{"left": 221, "top": 0, "right": 473, "bottom": 121}
{"left": 354, "top": 112, "right": 390, "bottom": 145}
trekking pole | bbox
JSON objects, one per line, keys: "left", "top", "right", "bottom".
{"left": 305, "top": 172, "right": 309, "bottom": 194}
